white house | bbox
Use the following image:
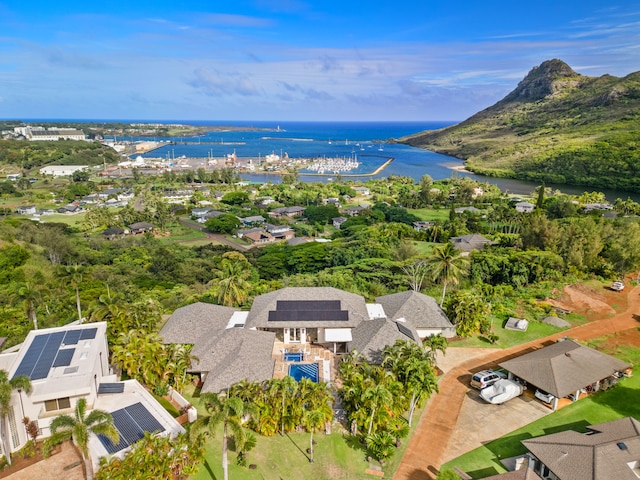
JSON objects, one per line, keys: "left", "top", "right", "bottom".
{"left": 39, "top": 165, "right": 89, "bottom": 177}
{"left": 515, "top": 201, "right": 536, "bottom": 213}
{"left": 0, "top": 323, "right": 184, "bottom": 470}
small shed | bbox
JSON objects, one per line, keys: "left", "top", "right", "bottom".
{"left": 504, "top": 317, "right": 529, "bottom": 332}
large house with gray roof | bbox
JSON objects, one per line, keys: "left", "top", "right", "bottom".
{"left": 245, "top": 287, "right": 369, "bottom": 351}
{"left": 375, "top": 290, "right": 456, "bottom": 339}
{"left": 160, "top": 287, "right": 453, "bottom": 392}
{"left": 523, "top": 417, "right": 640, "bottom": 480}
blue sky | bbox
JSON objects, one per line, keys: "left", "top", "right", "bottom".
{"left": 1, "top": 0, "right": 639, "bottom": 121}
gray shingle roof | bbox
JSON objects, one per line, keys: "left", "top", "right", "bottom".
{"left": 160, "top": 302, "right": 237, "bottom": 344}
{"left": 522, "top": 417, "right": 640, "bottom": 480}
{"left": 194, "top": 329, "right": 276, "bottom": 393}
{"left": 349, "top": 318, "right": 420, "bottom": 364}
{"left": 450, "top": 234, "right": 494, "bottom": 252}
{"left": 375, "top": 290, "right": 454, "bottom": 330}
{"left": 245, "top": 287, "right": 369, "bottom": 329}
{"left": 499, "top": 339, "right": 630, "bottom": 398}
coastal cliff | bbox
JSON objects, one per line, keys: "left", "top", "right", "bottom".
{"left": 400, "top": 59, "right": 640, "bottom": 192}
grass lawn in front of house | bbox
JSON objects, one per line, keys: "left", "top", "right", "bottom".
{"left": 181, "top": 385, "right": 425, "bottom": 480}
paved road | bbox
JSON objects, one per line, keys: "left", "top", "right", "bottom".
{"left": 394, "top": 283, "right": 640, "bottom": 480}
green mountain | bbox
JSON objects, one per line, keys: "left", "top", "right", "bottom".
{"left": 401, "top": 59, "right": 640, "bottom": 192}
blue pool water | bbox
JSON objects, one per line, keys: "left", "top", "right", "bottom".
{"left": 284, "top": 352, "right": 304, "bottom": 362}
{"left": 288, "top": 363, "right": 319, "bottom": 383}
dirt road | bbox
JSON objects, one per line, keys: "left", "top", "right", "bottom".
{"left": 394, "top": 282, "right": 640, "bottom": 480}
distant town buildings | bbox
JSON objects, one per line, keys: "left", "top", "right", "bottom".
{"left": 14, "top": 126, "right": 86, "bottom": 141}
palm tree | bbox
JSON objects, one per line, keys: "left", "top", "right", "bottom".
{"left": 303, "top": 409, "right": 326, "bottom": 463}
{"left": 268, "top": 376, "right": 297, "bottom": 436}
{"left": 44, "top": 398, "right": 119, "bottom": 480}
{"left": 363, "top": 383, "right": 393, "bottom": 436}
{"left": 213, "top": 253, "right": 252, "bottom": 307}
{"left": 10, "top": 273, "right": 46, "bottom": 330}
{"left": 64, "top": 263, "right": 85, "bottom": 323}
{"left": 423, "top": 333, "right": 448, "bottom": 364}
{"left": 0, "top": 370, "right": 31, "bottom": 465}
{"left": 191, "top": 392, "right": 252, "bottom": 480}
{"left": 425, "top": 242, "right": 469, "bottom": 307}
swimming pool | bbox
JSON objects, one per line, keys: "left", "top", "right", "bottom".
{"left": 288, "top": 363, "right": 319, "bottom": 383}
{"left": 284, "top": 352, "right": 304, "bottom": 362}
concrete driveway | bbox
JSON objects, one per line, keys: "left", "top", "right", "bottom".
{"left": 443, "top": 385, "right": 550, "bottom": 463}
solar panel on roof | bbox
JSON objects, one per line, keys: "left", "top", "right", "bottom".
{"left": 30, "top": 332, "right": 65, "bottom": 380}
{"left": 79, "top": 327, "right": 97, "bottom": 340}
{"left": 63, "top": 330, "right": 81, "bottom": 345}
{"left": 98, "top": 383, "right": 125, "bottom": 394}
{"left": 13, "top": 334, "right": 49, "bottom": 378}
{"left": 269, "top": 300, "right": 349, "bottom": 322}
{"left": 126, "top": 402, "right": 165, "bottom": 434}
{"left": 276, "top": 300, "right": 342, "bottom": 311}
{"left": 396, "top": 322, "right": 415, "bottom": 341}
{"left": 52, "top": 348, "right": 75, "bottom": 367}
{"left": 98, "top": 402, "right": 166, "bottom": 454}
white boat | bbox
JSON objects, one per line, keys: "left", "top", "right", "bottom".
{"left": 480, "top": 379, "right": 524, "bottom": 404}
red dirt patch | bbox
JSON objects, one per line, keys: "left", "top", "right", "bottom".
{"left": 546, "top": 284, "right": 617, "bottom": 319}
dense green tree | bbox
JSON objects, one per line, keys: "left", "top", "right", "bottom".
{"left": 221, "top": 191, "right": 249, "bottom": 205}
{"left": 96, "top": 432, "right": 204, "bottom": 480}
{"left": 205, "top": 214, "right": 241, "bottom": 234}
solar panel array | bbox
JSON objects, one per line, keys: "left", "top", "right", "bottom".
{"left": 13, "top": 327, "right": 98, "bottom": 380}
{"left": 396, "top": 322, "right": 416, "bottom": 341}
{"left": 98, "top": 383, "right": 125, "bottom": 394}
{"left": 98, "top": 402, "right": 165, "bottom": 454}
{"left": 268, "top": 300, "right": 349, "bottom": 322}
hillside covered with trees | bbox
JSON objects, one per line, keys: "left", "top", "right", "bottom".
{"left": 400, "top": 59, "right": 640, "bottom": 192}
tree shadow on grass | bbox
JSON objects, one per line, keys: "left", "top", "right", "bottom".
{"left": 202, "top": 458, "right": 218, "bottom": 479}
{"left": 285, "top": 433, "right": 310, "bottom": 462}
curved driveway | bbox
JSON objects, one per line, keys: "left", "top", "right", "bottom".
{"left": 394, "top": 284, "right": 640, "bottom": 480}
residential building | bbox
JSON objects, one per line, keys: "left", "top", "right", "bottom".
{"left": 39, "top": 165, "right": 89, "bottom": 177}
{"left": 518, "top": 417, "right": 640, "bottom": 480}
{"left": 515, "top": 201, "right": 536, "bottom": 213}
{"left": 0, "top": 323, "right": 184, "bottom": 470}
{"left": 16, "top": 205, "right": 36, "bottom": 215}
{"left": 413, "top": 221, "right": 434, "bottom": 232}
{"left": 450, "top": 234, "right": 495, "bottom": 253}
{"left": 499, "top": 338, "right": 631, "bottom": 410}
{"left": 161, "top": 287, "right": 453, "bottom": 391}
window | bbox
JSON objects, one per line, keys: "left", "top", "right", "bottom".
{"left": 8, "top": 408, "right": 20, "bottom": 449}
{"left": 45, "top": 397, "right": 71, "bottom": 412}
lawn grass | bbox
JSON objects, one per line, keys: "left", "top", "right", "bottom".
{"left": 409, "top": 208, "right": 451, "bottom": 222}
{"left": 409, "top": 241, "right": 439, "bottom": 256}
{"left": 450, "top": 320, "right": 564, "bottom": 349}
{"left": 182, "top": 385, "right": 424, "bottom": 479}
{"left": 157, "top": 225, "right": 208, "bottom": 244}
{"left": 442, "top": 349, "right": 640, "bottom": 479}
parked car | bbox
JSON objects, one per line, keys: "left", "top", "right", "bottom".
{"left": 480, "top": 379, "right": 524, "bottom": 404}
{"left": 535, "top": 388, "right": 555, "bottom": 404}
{"left": 470, "top": 369, "right": 507, "bottom": 389}
{"left": 611, "top": 281, "right": 625, "bottom": 291}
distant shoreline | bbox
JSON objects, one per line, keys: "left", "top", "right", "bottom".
{"left": 449, "top": 164, "right": 472, "bottom": 174}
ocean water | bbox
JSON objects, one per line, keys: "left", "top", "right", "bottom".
{"left": 111, "top": 120, "right": 638, "bottom": 200}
